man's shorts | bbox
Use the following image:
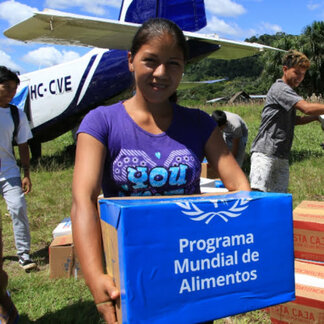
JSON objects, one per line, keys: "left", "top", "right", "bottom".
{"left": 249, "top": 152, "right": 289, "bottom": 193}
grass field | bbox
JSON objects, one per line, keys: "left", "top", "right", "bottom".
{"left": 1, "top": 102, "right": 323, "bottom": 323}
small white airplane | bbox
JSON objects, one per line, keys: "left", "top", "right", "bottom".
{"left": 4, "top": 0, "right": 280, "bottom": 158}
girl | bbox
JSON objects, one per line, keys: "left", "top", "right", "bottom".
{"left": 71, "top": 18, "right": 250, "bottom": 323}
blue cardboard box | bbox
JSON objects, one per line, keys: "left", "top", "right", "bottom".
{"left": 99, "top": 191, "right": 295, "bottom": 324}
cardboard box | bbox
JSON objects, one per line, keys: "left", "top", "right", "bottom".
{"left": 99, "top": 191, "right": 295, "bottom": 324}
{"left": 293, "top": 201, "right": 324, "bottom": 262}
{"left": 49, "top": 234, "right": 82, "bottom": 279}
{"left": 52, "top": 217, "right": 72, "bottom": 238}
{"left": 268, "top": 260, "right": 324, "bottom": 324}
{"left": 200, "top": 162, "right": 218, "bottom": 179}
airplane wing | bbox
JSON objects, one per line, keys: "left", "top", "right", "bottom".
{"left": 4, "top": 9, "right": 282, "bottom": 60}
{"left": 4, "top": 10, "right": 139, "bottom": 50}
{"left": 178, "top": 78, "right": 228, "bottom": 90}
{"left": 184, "top": 31, "right": 283, "bottom": 60}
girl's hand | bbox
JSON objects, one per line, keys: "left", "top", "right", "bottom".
{"left": 89, "top": 273, "right": 120, "bottom": 324}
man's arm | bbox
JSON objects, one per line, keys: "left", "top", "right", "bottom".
{"left": 294, "top": 100, "right": 324, "bottom": 125}
{"left": 18, "top": 142, "right": 32, "bottom": 194}
{"left": 295, "top": 100, "right": 324, "bottom": 115}
{"left": 295, "top": 115, "right": 319, "bottom": 125}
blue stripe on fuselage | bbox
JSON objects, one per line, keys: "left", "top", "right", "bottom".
{"left": 31, "top": 50, "right": 132, "bottom": 142}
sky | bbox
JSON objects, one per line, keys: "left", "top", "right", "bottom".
{"left": 0, "top": 0, "right": 323, "bottom": 74}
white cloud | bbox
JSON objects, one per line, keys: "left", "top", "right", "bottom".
{"left": 45, "top": 0, "right": 120, "bottom": 16}
{"left": 203, "top": 17, "right": 283, "bottom": 40}
{"left": 0, "top": 50, "right": 21, "bottom": 71}
{"left": 260, "top": 22, "right": 282, "bottom": 34}
{"left": 0, "top": 38, "right": 24, "bottom": 47}
{"left": 205, "top": 0, "right": 246, "bottom": 17}
{"left": 308, "top": 4, "right": 321, "bottom": 10}
{"left": 245, "top": 22, "right": 282, "bottom": 38}
{"left": 241, "top": 22, "right": 282, "bottom": 39}
{"left": 307, "top": 1, "right": 321, "bottom": 10}
{"left": 203, "top": 16, "right": 242, "bottom": 37}
{"left": 22, "top": 47, "right": 80, "bottom": 68}
{"left": 0, "top": 0, "right": 37, "bottom": 26}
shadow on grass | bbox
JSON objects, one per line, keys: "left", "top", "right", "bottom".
{"left": 3, "top": 255, "right": 18, "bottom": 262}
{"left": 32, "top": 247, "right": 49, "bottom": 265}
{"left": 3, "top": 247, "right": 49, "bottom": 264}
{"left": 31, "top": 144, "right": 76, "bottom": 171}
{"left": 17, "top": 301, "right": 102, "bottom": 323}
{"left": 3, "top": 247, "right": 49, "bottom": 275}
{"left": 290, "top": 149, "right": 323, "bottom": 164}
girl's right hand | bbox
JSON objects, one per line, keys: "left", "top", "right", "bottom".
{"left": 89, "top": 273, "right": 120, "bottom": 324}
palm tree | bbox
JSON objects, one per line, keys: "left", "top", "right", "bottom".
{"left": 300, "top": 21, "right": 324, "bottom": 95}
{"left": 259, "top": 34, "right": 299, "bottom": 90}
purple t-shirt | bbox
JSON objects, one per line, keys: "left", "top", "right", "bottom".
{"left": 78, "top": 102, "right": 216, "bottom": 197}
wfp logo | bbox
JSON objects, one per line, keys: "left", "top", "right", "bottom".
{"left": 176, "top": 199, "right": 250, "bottom": 224}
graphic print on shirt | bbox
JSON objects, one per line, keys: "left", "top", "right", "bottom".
{"left": 112, "top": 148, "right": 200, "bottom": 196}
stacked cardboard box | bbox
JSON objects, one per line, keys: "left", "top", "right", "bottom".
{"left": 49, "top": 234, "right": 82, "bottom": 279}
{"left": 268, "top": 260, "right": 324, "bottom": 323}
{"left": 99, "top": 191, "right": 294, "bottom": 324}
{"left": 268, "top": 201, "right": 324, "bottom": 323}
{"left": 49, "top": 219, "right": 82, "bottom": 279}
{"left": 293, "top": 201, "right": 324, "bottom": 261}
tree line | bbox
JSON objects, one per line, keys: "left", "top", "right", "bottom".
{"left": 179, "top": 21, "right": 324, "bottom": 102}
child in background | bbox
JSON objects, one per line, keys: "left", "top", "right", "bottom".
{"left": 211, "top": 110, "right": 248, "bottom": 167}
{"left": 250, "top": 50, "right": 324, "bottom": 193}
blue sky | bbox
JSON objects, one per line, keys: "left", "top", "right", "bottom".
{"left": 0, "top": 0, "right": 323, "bottom": 73}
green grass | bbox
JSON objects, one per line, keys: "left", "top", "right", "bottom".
{"left": 1, "top": 102, "right": 323, "bottom": 323}
{"left": 200, "top": 102, "right": 324, "bottom": 207}
{"left": 1, "top": 133, "right": 104, "bottom": 323}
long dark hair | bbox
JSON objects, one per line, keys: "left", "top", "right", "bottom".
{"left": 130, "top": 17, "right": 188, "bottom": 62}
{"left": 130, "top": 18, "right": 188, "bottom": 103}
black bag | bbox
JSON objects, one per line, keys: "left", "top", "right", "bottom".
{"left": 9, "top": 104, "right": 20, "bottom": 145}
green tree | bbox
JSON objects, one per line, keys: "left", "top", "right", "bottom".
{"left": 181, "top": 26, "right": 324, "bottom": 100}
{"left": 259, "top": 22, "right": 324, "bottom": 96}
{"left": 300, "top": 21, "right": 324, "bottom": 95}
{"left": 258, "top": 34, "right": 306, "bottom": 93}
